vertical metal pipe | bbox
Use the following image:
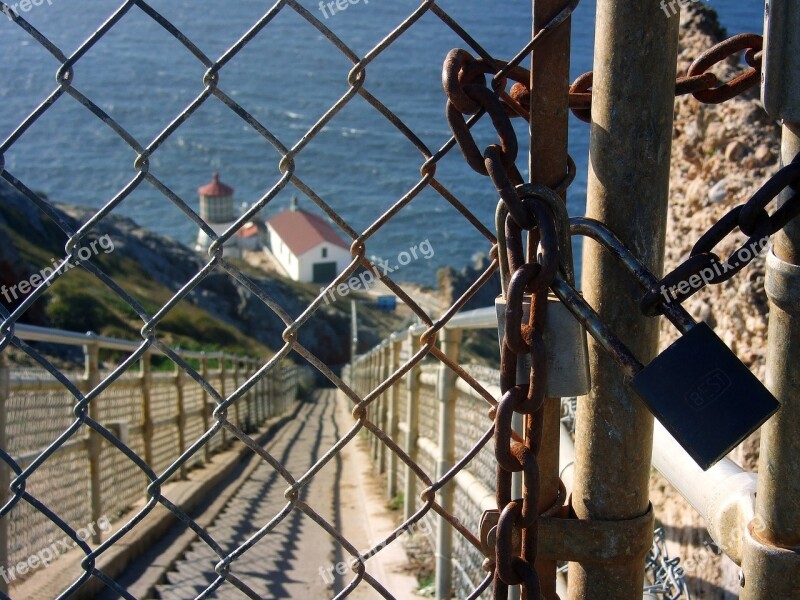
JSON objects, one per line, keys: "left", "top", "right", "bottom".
{"left": 569, "top": 2, "right": 678, "bottom": 598}
{"left": 741, "top": 4, "right": 800, "bottom": 594}
{"left": 0, "top": 352, "right": 9, "bottom": 595}
{"left": 404, "top": 331, "right": 421, "bottom": 523}
{"left": 84, "top": 340, "right": 103, "bottom": 544}
{"left": 756, "top": 124, "right": 800, "bottom": 545}
{"left": 530, "top": 0, "right": 572, "bottom": 597}
{"left": 740, "top": 125, "right": 800, "bottom": 599}
{"left": 435, "top": 327, "right": 462, "bottom": 600}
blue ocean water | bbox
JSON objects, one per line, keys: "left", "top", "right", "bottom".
{"left": 0, "top": 0, "right": 765, "bottom": 285}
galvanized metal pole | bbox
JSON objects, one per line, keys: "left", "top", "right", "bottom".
{"left": 569, "top": 1, "right": 678, "bottom": 598}
{"left": 530, "top": 0, "right": 572, "bottom": 597}
{"left": 741, "top": 3, "right": 800, "bottom": 595}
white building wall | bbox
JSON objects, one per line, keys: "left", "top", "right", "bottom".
{"left": 297, "top": 243, "right": 350, "bottom": 283}
{"left": 267, "top": 224, "right": 300, "bottom": 280}
{"left": 267, "top": 224, "right": 349, "bottom": 282}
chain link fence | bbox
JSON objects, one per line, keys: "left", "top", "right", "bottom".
{"left": 0, "top": 1, "right": 539, "bottom": 598}
{"left": 1, "top": 0, "right": 794, "bottom": 598}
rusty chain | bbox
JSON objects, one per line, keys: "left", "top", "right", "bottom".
{"left": 442, "top": 3, "right": 579, "bottom": 595}
{"left": 641, "top": 152, "right": 800, "bottom": 315}
{"left": 508, "top": 33, "right": 764, "bottom": 123}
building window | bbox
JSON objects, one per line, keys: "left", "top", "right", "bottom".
{"left": 321, "top": 247, "right": 328, "bottom": 258}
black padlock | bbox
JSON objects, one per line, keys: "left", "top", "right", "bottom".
{"left": 553, "top": 217, "right": 780, "bottom": 470}
{"left": 630, "top": 321, "right": 779, "bottom": 470}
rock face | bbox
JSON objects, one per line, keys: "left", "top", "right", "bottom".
{"left": 652, "top": 6, "right": 781, "bottom": 598}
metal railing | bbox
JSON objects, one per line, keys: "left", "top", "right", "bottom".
{"left": 0, "top": 324, "right": 302, "bottom": 591}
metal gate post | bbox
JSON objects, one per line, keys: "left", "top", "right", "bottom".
{"left": 530, "top": 0, "right": 572, "bottom": 597}
{"left": 569, "top": 2, "right": 678, "bottom": 598}
{"left": 741, "top": 3, "right": 800, "bottom": 596}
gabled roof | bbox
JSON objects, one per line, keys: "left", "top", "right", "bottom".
{"left": 268, "top": 209, "right": 349, "bottom": 256}
{"left": 198, "top": 172, "right": 234, "bottom": 197}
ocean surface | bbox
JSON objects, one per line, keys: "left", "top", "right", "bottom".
{"left": 0, "top": 0, "right": 765, "bottom": 286}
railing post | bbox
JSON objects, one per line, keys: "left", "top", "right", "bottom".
{"left": 83, "top": 339, "right": 103, "bottom": 544}
{"left": 219, "top": 354, "right": 227, "bottom": 447}
{"left": 174, "top": 361, "right": 187, "bottom": 480}
{"left": 0, "top": 352, "right": 9, "bottom": 595}
{"left": 435, "top": 327, "right": 461, "bottom": 600}
{"left": 371, "top": 351, "right": 379, "bottom": 462}
{"left": 232, "top": 358, "right": 241, "bottom": 431}
{"left": 140, "top": 353, "right": 153, "bottom": 467}
{"left": 403, "top": 330, "right": 421, "bottom": 522}
{"left": 386, "top": 335, "right": 401, "bottom": 499}
{"left": 200, "top": 355, "right": 211, "bottom": 463}
{"left": 378, "top": 343, "right": 389, "bottom": 474}
{"left": 741, "top": 7, "right": 800, "bottom": 596}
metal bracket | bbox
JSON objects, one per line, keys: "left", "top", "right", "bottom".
{"left": 537, "top": 503, "right": 655, "bottom": 564}
{"left": 481, "top": 494, "right": 653, "bottom": 565}
{"left": 740, "top": 519, "right": 800, "bottom": 598}
{"left": 763, "top": 0, "right": 800, "bottom": 121}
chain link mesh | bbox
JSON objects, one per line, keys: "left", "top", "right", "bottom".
{"left": 0, "top": 1, "right": 535, "bottom": 597}
{"left": 0, "top": 1, "right": 786, "bottom": 598}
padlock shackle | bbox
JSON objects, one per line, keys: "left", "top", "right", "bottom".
{"left": 550, "top": 274, "right": 644, "bottom": 379}
{"left": 496, "top": 199, "right": 512, "bottom": 297}
{"left": 516, "top": 184, "right": 576, "bottom": 286}
{"left": 569, "top": 218, "right": 696, "bottom": 334}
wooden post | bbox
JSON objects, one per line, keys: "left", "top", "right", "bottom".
{"left": 140, "top": 353, "right": 153, "bottom": 467}
{"left": 435, "top": 327, "right": 461, "bottom": 600}
{"left": 403, "top": 330, "right": 421, "bottom": 522}
{"left": 174, "top": 362, "right": 186, "bottom": 480}
{"left": 83, "top": 339, "right": 102, "bottom": 544}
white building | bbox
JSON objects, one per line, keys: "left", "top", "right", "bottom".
{"left": 266, "top": 198, "right": 350, "bottom": 283}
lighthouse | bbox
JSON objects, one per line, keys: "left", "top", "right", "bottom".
{"left": 195, "top": 172, "right": 238, "bottom": 256}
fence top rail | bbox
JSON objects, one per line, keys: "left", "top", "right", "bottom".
{"left": 10, "top": 324, "right": 255, "bottom": 363}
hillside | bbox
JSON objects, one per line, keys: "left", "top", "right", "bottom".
{"left": 0, "top": 179, "right": 406, "bottom": 367}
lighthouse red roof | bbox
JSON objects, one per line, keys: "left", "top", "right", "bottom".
{"left": 198, "top": 172, "right": 234, "bottom": 197}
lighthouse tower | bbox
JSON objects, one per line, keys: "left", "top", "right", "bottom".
{"left": 195, "top": 172, "right": 238, "bottom": 256}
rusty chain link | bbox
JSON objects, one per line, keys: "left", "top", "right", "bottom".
{"left": 642, "top": 152, "right": 800, "bottom": 315}
{"left": 442, "top": 3, "right": 579, "bottom": 594}
{"left": 507, "top": 33, "right": 765, "bottom": 123}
